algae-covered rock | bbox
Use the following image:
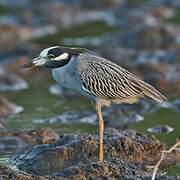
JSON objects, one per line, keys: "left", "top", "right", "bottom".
{"left": 10, "top": 129, "right": 180, "bottom": 178}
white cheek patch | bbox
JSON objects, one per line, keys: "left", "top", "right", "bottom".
{"left": 54, "top": 53, "right": 69, "bottom": 61}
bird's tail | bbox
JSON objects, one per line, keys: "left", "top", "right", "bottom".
{"left": 139, "top": 80, "right": 167, "bottom": 103}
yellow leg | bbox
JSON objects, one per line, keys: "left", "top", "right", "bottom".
{"left": 95, "top": 103, "right": 104, "bottom": 161}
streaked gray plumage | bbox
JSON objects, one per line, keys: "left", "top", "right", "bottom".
{"left": 51, "top": 49, "right": 166, "bottom": 107}
{"left": 21, "top": 46, "right": 167, "bottom": 161}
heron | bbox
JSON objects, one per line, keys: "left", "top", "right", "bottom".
{"left": 21, "top": 46, "right": 167, "bottom": 161}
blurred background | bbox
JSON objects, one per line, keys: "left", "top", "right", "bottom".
{"left": 0, "top": 0, "right": 179, "bottom": 174}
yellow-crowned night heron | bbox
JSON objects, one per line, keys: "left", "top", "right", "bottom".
{"left": 22, "top": 46, "right": 167, "bottom": 161}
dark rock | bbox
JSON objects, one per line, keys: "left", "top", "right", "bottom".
{"left": 0, "top": 165, "right": 176, "bottom": 180}
{"left": 147, "top": 125, "right": 174, "bottom": 134}
{"left": 0, "top": 97, "right": 23, "bottom": 120}
{"left": 134, "top": 50, "right": 177, "bottom": 65}
{"left": 0, "top": 137, "right": 26, "bottom": 156}
{"left": 0, "top": 166, "right": 45, "bottom": 180}
{"left": 10, "top": 129, "right": 180, "bottom": 177}
{"left": 52, "top": 159, "right": 152, "bottom": 179}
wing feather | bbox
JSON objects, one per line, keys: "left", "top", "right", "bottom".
{"left": 79, "top": 54, "right": 166, "bottom": 103}
{"left": 80, "top": 59, "right": 143, "bottom": 101}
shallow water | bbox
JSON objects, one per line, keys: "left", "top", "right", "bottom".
{"left": 2, "top": 71, "right": 180, "bottom": 175}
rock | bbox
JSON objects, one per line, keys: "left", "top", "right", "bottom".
{"left": 170, "top": 99, "right": 180, "bottom": 112}
{"left": 98, "top": 47, "right": 137, "bottom": 66}
{"left": 0, "top": 166, "right": 45, "bottom": 180}
{"left": 134, "top": 50, "right": 177, "bottom": 65}
{"left": 10, "top": 129, "right": 180, "bottom": 176}
{"left": 0, "top": 137, "right": 26, "bottom": 156}
{"left": 147, "top": 125, "right": 174, "bottom": 134}
{"left": 34, "top": 106, "right": 144, "bottom": 129}
{"left": 0, "top": 129, "right": 59, "bottom": 145}
{"left": 0, "top": 129, "right": 59, "bottom": 167}
{"left": 35, "top": 99, "right": 173, "bottom": 130}
{"left": 0, "top": 97, "right": 23, "bottom": 120}
{"left": 51, "top": 159, "right": 152, "bottom": 179}
{"left": 34, "top": 111, "right": 98, "bottom": 125}
{"left": 0, "top": 68, "right": 28, "bottom": 92}
{"left": 0, "top": 165, "right": 176, "bottom": 180}
{"left": 153, "top": 0, "right": 180, "bottom": 8}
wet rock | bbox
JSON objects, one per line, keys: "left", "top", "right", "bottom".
{"left": 106, "top": 108, "right": 144, "bottom": 129}
{"left": 0, "top": 97, "right": 23, "bottom": 120}
{"left": 134, "top": 50, "right": 177, "bottom": 65}
{"left": 98, "top": 47, "right": 137, "bottom": 65}
{"left": 0, "top": 165, "right": 175, "bottom": 180}
{"left": 0, "top": 166, "right": 45, "bottom": 180}
{"left": 0, "top": 68, "right": 28, "bottom": 92}
{"left": 170, "top": 99, "right": 180, "bottom": 112}
{"left": 34, "top": 111, "right": 98, "bottom": 125}
{"left": 0, "top": 129, "right": 59, "bottom": 145}
{"left": 51, "top": 159, "right": 153, "bottom": 179}
{"left": 139, "top": 100, "right": 162, "bottom": 114}
{"left": 10, "top": 129, "right": 180, "bottom": 176}
{"left": 147, "top": 125, "right": 174, "bottom": 134}
{"left": 0, "top": 137, "right": 26, "bottom": 156}
{"left": 34, "top": 106, "right": 144, "bottom": 129}
{"left": 162, "top": 65, "right": 180, "bottom": 82}
{"left": 153, "top": 0, "right": 180, "bottom": 8}
{"left": 34, "top": 99, "right": 172, "bottom": 130}
{"left": 101, "top": 25, "right": 171, "bottom": 49}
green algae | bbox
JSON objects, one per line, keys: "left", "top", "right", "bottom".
{"left": 0, "top": 5, "right": 19, "bottom": 15}
{"left": 3, "top": 71, "right": 93, "bottom": 133}
{"left": 166, "top": 10, "right": 180, "bottom": 24}
{"left": 32, "top": 21, "right": 118, "bottom": 45}
{"left": 130, "top": 108, "right": 180, "bottom": 147}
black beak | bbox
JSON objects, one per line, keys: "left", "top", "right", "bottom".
{"left": 20, "top": 57, "right": 41, "bottom": 69}
{"left": 20, "top": 60, "right": 35, "bottom": 69}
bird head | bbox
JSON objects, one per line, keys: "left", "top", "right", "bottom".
{"left": 21, "top": 46, "right": 79, "bottom": 69}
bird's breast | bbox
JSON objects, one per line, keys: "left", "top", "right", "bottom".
{"left": 52, "top": 68, "right": 65, "bottom": 84}
{"left": 52, "top": 67, "right": 80, "bottom": 91}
